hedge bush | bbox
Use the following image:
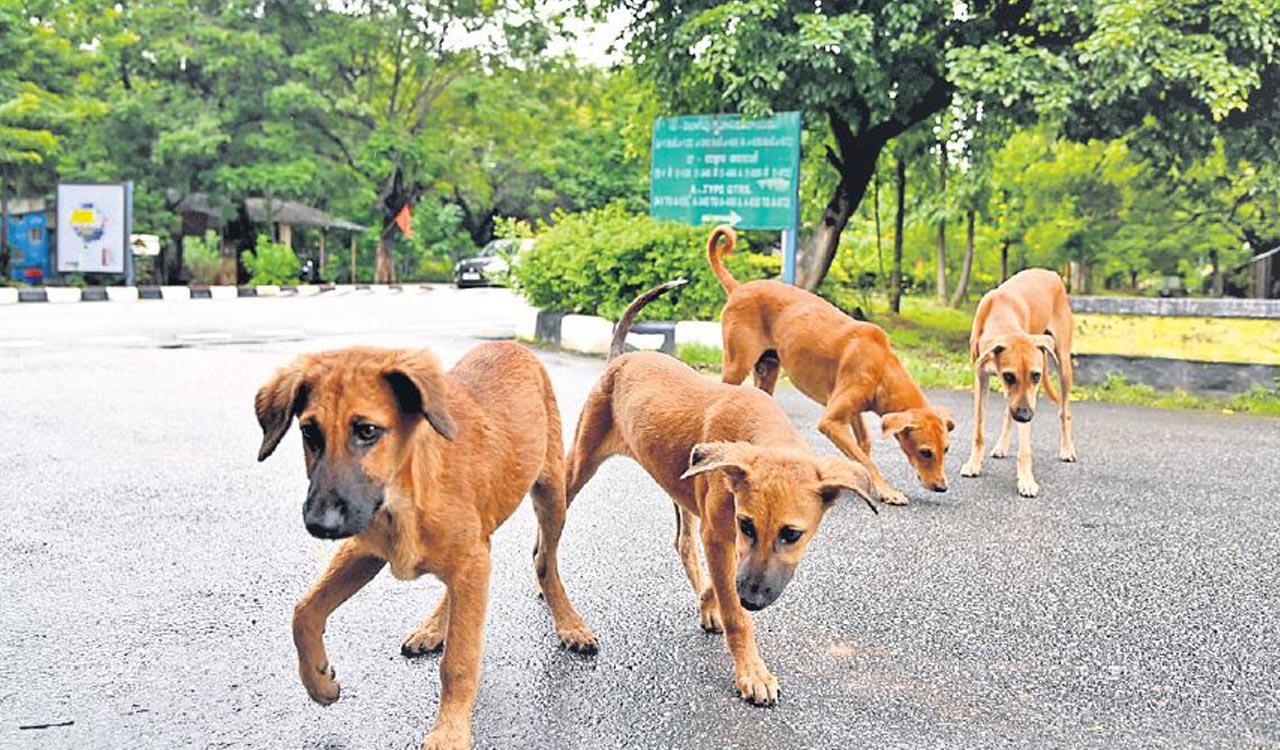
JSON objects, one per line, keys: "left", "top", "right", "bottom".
{"left": 241, "top": 234, "right": 301, "bottom": 285}
{"left": 183, "top": 231, "right": 223, "bottom": 285}
{"left": 512, "top": 205, "right": 779, "bottom": 321}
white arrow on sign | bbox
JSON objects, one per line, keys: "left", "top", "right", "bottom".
{"left": 699, "top": 209, "right": 743, "bottom": 226}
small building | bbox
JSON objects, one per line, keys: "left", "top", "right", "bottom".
{"left": 3, "top": 198, "right": 53, "bottom": 284}
{"left": 171, "top": 193, "right": 367, "bottom": 282}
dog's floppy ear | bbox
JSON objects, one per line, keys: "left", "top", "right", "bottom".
{"left": 974, "top": 337, "right": 1008, "bottom": 369}
{"left": 933, "top": 405, "right": 956, "bottom": 433}
{"left": 681, "top": 442, "right": 752, "bottom": 481}
{"left": 816, "top": 456, "right": 877, "bottom": 514}
{"left": 255, "top": 361, "right": 309, "bottom": 461}
{"left": 1030, "top": 334, "right": 1059, "bottom": 366}
{"left": 384, "top": 350, "right": 458, "bottom": 441}
{"left": 881, "top": 411, "right": 917, "bottom": 438}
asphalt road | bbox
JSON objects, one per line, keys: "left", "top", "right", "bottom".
{"left": 2, "top": 287, "right": 1278, "bottom": 749}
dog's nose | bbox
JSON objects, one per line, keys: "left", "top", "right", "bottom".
{"left": 1012, "top": 407, "right": 1033, "bottom": 423}
{"left": 931, "top": 482, "right": 948, "bottom": 493}
{"left": 303, "top": 500, "right": 347, "bottom": 539}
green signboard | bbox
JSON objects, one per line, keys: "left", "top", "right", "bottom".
{"left": 650, "top": 112, "right": 801, "bottom": 231}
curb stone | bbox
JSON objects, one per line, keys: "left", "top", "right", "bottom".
{"left": 0, "top": 282, "right": 435, "bottom": 303}
{"left": 525, "top": 309, "right": 703, "bottom": 356}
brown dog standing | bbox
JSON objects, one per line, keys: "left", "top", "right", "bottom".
{"left": 960, "top": 268, "right": 1077, "bottom": 497}
{"left": 708, "top": 226, "right": 954, "bottom": 505}
{"left": 255, "top": 342, "right": 595, "bottom": 750}
{"left": 565, "top": 280, "right": 876, "bottom": 705}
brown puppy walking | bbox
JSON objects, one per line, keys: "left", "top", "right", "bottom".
{"left": 960, "top": 268, "right": 1077, "bottom": 497}
{"left": 565, "top": 279, "right": 876, "bottom": 706}
{"left": 255, "top": 342, "right": 595, "bottom": 750}
{"left": 709, "top": 226, "right": 955, "bottom": 505}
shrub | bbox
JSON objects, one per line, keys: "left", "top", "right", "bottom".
{"left": 512, "top": 204, "right": 779, "bottom": 321}
{"left": 241, "top": 234, "right": 301, "bottom": 286}
{"left": 184, "top": 231, "right": 223, "bottom": 285}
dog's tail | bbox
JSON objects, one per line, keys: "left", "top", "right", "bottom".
{"left": 707, "top": 225, "right": 739, "bottom": 293}
{"left": 610, "top": 278, "right": 688, "bottom": 360}
{"left": 1041, "top": 352, "right": 1062, "bottom": 405}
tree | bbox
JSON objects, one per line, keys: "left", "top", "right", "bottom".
{"left": 609, "top": 0, "right": 1280, "bottom": 289}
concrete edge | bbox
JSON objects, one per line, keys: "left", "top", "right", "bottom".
{"left": 1072, "top": 295, "right": 1280, "bottom": 319}
{"left": 523, "top": 309, "right": 703, "bottom": 357}
{"left": 0, "top": 282, "right": 426, "bottom": 303}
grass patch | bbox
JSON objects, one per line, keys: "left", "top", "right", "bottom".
{"left": 674, "top": 343, "right": 724, "bottom": 372}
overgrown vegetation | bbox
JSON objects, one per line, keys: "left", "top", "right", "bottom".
{"left": 241, "top": 235, "right": 300, "bottom": 286}
{"left": 512, "top": 205, "right": 778, "bottom": 321}
{"left": 182, "top": 231, "right": 223, "bottom": 285}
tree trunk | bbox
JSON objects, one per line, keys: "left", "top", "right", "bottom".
{"left": 951, "top": 209, "right": 976, "bottom": 307}
{"left": 375, "top": 229, "right": 396, "bottom": 284}
{"left": 1209, "top": 247, "right": 1224, "bottom": 297}
{"left": 999, "top": 240, "right": 1009, "bottom": 282}
{"left": 935, "top": 136, "right": 948, "bottom": 302}
{"left": 889, "top": 154, "right": 906, "bottom": 314}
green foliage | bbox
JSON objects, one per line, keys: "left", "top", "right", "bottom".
{"left": 241, "top": 234, "right": 300, "bottom": 286}
{"left": 183, "top": 231, "right": 223, "bottom": 285}
{"left": 513, "top": 204, "right": 778, "bottom": 321}
{"left": 674, "top": 343, "right": 724, "bottom": 371}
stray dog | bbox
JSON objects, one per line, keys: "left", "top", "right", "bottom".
{"left": 708, "top": 226, "right": 954, "bottom": 505}
{"left": 565, "top": 279, "right": 876, "bottom": 705}
{"left": 960, "top": 268, "right": 1076, "bottom": 497}
{"left": 255, "top": 342, "right": 595, "bottom": 750}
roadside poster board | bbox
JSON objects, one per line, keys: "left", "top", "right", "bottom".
{"left": 56, "top": 182, "right": 133, "bottom": 276}
{"left": 650, "top": 112, "right": 801, "bottom": 282}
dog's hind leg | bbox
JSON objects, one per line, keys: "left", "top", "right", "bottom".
{"left": 991, "top": 404, "right": 1014, "bottom": 458}
{"left": 1054, "top": 326, "right": 1077, "bottom": 463}
{"left": 402, "top": 592, "right": 450, "bottom": 656}
{"left": 850, "top": 412, "right": 874, "bottom": 457}
{"left": 532, "top": 451, "right": 598, "bottom": 653}
{"left": 751, "top": 351, "right": 781, "bottom": 394}
{"left": 672, "top": 502, "right": 720, "bottom": 633}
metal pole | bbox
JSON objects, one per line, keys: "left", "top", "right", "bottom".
{"left": 124, "top": 182, "right": 135, "bottom": 286}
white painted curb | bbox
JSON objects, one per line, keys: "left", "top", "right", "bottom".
{"left": 209, "top": 285, "right": 237, "bottom": 300}
{"left": 107, "top": 287, "right": 139, "bottom": 302}
{"left": 559, "top": 314, "right": 614, "bottom": 355}
{"left": 515, "top": 307, "right": 539, "bottom": 341}
{"left": 0, "top": 288, "right": 17, "bottom": 305}
{"left": 625, "top": 332, "right": 666, "bottom": 352}
{"left": 255, "top": 285, "right": 281, "bottom": 297}
{"left": 160, "top": 285, "right": 192, "bottom": 301}
{"left": 295, "top": 284, "right": 320, "bottom": 297}
{"left": 46, "top": 287, "right": 82, "bottom": 303}
{"left": 674, "top": 321, "right": 723, "bottom": 349}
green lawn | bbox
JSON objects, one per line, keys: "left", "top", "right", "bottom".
{"left": 674, "top": 292, "right": 1280, "bottom": 417}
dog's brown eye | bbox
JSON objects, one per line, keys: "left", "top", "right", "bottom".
{"left": 354, "top": 422, "right": 383, "bottom": 444}
{"left": 737, "top": 517, "right": 757, "bottom": 540}
{"left": 300, "top": 422, "right": 322, "bottom": 450}
{"left": 1031, "top": 371, "right": 1042, "bottom": 384}
{"left": 919, "top": 448, "right": 934, "bottom": 460}
{"left": 1002, "top": 372, "right": 1017, "bottom": 385}
{"left": 778, "top": 527, "right": 803, "bottom": 545}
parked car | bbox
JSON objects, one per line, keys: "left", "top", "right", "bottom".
{"left": 454, "top": 238, "right": 532, "bottom": 287}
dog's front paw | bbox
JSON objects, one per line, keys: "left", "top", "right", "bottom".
{"left": 557, "top": 620, "right": 599, "bottom": 654}
{"left": 300, "top": 662, "right": 340, "bottom": 706}
{"left": 1059, "top": 447, "right": 1077, "bottom": 463}
{"left": 875, "top": 485, "right": 909, "bottom": 506}
{"left": 990, "top": 446, "right": 1010, "bottom": 459}
{"left": 421, "top": 726, "right": 471, "bottom": 750}
{"left": 1017, "top": 475, "right": 1040, "bottom": 498}
{"left": 960, "top": 459, "right": 983, "bottom": 477}
{"left": 699, "top": 596, "right": 723, "bottom": 634}
{"left": 401, "top": 622, "right": 446, "bottom": 657}
{"left": 734, "top": 659, "right": 780, "bottom": 706}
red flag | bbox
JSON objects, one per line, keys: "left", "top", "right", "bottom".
{"left": 394, "top": 204, "right": 413, "bottom": 238}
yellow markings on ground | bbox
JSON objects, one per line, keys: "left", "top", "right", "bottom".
{"left": 1075, "top": 313, "right": 1280, "bottom": 365}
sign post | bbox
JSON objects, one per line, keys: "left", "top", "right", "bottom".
{"left": 56, "top": 182, "right": 134, "bottom": 284}
{"left": 650, "top": 112, "right": 801, "bottom": 284}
